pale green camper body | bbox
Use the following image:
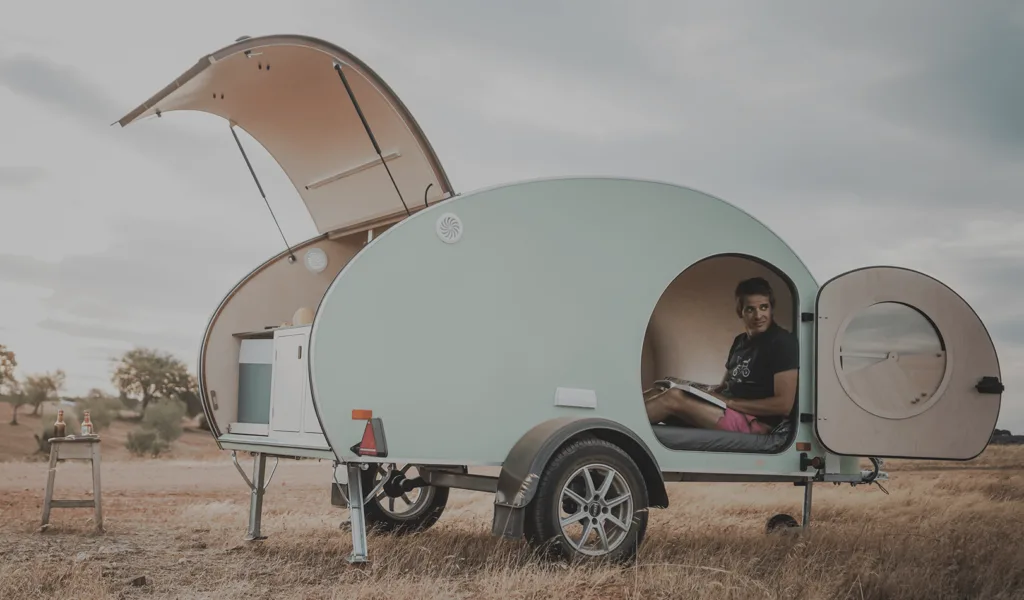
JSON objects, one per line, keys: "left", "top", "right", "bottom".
{"left": 310, "top": 177, "right": 856, "bottom": 478}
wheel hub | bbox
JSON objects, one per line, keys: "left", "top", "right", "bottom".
{"left": 382, "top": 473, "right": 406, "bottom": 498}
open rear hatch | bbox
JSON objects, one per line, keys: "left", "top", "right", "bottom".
{"left": 117, "top": 34, "right": 455, "bottom": 237}
{"left": 814, "top": 266, "right": 1003, "bottom": 460}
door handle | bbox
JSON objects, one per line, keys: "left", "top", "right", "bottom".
{"left": 976, "top": 376, "right": 1004, "bottom": 394}
{"left": 298, "top": 345, "right": 303, "bottom": 359}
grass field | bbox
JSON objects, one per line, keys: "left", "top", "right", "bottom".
{"left": 1, "top": 405, "right": 1022, "bottom": 599}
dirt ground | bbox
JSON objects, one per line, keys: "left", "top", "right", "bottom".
{"left": 1, "top": 403, "right": 1022, "bottom": 599}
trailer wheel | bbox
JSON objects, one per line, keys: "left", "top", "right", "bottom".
{"left": 360, "top": 464, "right": 448, "bottom": 534}
{"left": 523, "top": 437, "right": 648, "bottom": 563}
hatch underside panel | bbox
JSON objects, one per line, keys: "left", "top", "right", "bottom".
{"left": 118, "top": 34, "right": 455, "bottom": 236}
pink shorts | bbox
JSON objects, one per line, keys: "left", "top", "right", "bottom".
{"left": 716, "top": 408, "right": 770, "bottom": 434}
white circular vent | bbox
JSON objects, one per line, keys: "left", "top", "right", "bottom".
{"left": 436, "top": 213, "right": 463, "bottom": 244}
{"left": 304, "top": 247, "right": 329, "bottom": 273}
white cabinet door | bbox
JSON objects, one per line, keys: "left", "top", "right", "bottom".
{"left": 270, "top": 332, "right": 306, "bottom": 433}
{"left": 301, "top": 372, "right": 322, "bottom": 434}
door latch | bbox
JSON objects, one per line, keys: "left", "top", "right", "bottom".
{"left": 976, "top": 376, "right": 1004, "bottom": 395}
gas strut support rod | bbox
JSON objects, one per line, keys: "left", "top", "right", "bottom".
{"left": 333, "top": 61, "right": 411, "bottom": 216}
{"left": 229, "top": 122, "right": 297, "bottom": 263}
{"left": 423, "top": 182, "right": 433, "bottom": 208}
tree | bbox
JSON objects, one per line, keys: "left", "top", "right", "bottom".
{"left": 0, "top": 345, "right": 23, "bottom": 424}
{"left": 176, "top": 373, "right": 203, "bottom": 418}
{"left": 2, "top": 378, "right": 27, "bottom": 425}
{"left": 23, "top": 369, "right": 66, "bottom": 416}
{"left": 69, "top": 388, "right": 122, "bottom": 432}
{"left": 111, "top": 348, "right": 193, "bottom": 415}
{"left": 0, "top": 344, "right": 15, "bottom": 389}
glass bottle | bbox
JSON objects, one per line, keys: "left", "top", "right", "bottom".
{"left": 81, "top": 410, "right": 93, "bottom": 436}
{"left": 53, "top": 409, "right": 66, "bottom": 438}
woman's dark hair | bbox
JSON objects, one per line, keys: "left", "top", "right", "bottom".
{"left": 735, "top": 277, "right": 775, "bottom": 316}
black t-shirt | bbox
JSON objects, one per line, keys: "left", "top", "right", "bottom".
{"left": 721, "top": 322, "right": 799, "bottom": 426}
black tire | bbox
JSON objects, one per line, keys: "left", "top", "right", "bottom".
{"left": 359, "top": 464, "right": 449, "bottom": 535}
{"left": 766, "top": 513, "right": 800, "bottom": 533}
{"left": 523, "top": 436, "right": 648, "bottom": 563}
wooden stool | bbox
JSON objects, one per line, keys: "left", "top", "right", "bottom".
{"left": 41, "top": 436, "right": 103, "bottom": 533}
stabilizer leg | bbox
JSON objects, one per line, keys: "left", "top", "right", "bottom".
{"left": 246, "top": 453, "right": 268, "bottom": 541}
{"left": 231, "top": 451, "right": 277, "bottom": 541}
{"left": 346, "top": 463, "right": 370, "bottom": 564}
{"left": 802, "top": 481, "right": 813, "bottom": 528}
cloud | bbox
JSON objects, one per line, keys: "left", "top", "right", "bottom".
{"left": 0, "top": 1, "right": 1022, "bottom": 431}
{"left": 987, "top": 317, "right": 1024, "bottom": 349}
{"left": 857, "top": 7, "right": 1024, "bottom": 156}
{"left": 0, "top": 214, "right": 281, "bottom": 322}
{"left": 36, "top": 318, "right": 199, "bottom": 354}
{"left": 0, "top": 253, "right": 58, "bottom": 289}
{"left": 0, "top": 165, "right": 45, "bottom": 188}
{"left": 0, "top": 51, "right": 295, "bottom": 215}
{"left": 0, "top": 54, "right": 110, "bottom": 122}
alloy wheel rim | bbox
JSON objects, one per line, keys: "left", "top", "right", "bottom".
{"left": 557, "top": 463, "right": 634, "bottom": 556}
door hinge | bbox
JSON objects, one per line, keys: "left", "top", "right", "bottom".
{"left": 976, "top": 376, "right": 1004, "bottom": 395}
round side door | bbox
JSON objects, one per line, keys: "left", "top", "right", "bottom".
{"left": 814, "top": 266, "right": 1003, "bottom": 460}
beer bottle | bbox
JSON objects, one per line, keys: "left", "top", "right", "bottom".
{"left": 54, "top": 409, "right": 67, "bottom": 438}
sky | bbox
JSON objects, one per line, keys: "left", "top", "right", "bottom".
{"left": 1, "top": 1, "right": 1022, "bottom": 432}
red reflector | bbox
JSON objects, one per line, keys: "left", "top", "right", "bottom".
{"left": 796, "top": 442, "right": 811, "bottom": 451}
{"left": 359, "top": 421, "right": 377, "bottom": 456}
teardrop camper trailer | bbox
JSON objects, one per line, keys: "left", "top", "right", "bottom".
{"left": 117, "top": 34, "right": 1005, "bottom": 564}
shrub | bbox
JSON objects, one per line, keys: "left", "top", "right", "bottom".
{"left": 125, "top": 430, "right": 168, "bottom": 457}
{"left": 141, "top": 397, "right": 187, "bottom": 444}
{"left": 122, "top": 397, "right": 188, "bottom": 458}
{"left": 34, "top": 411, "right": 79, "bottom": 454}
{"left": 72, "top": 395, "right": 121, "bottom": 433}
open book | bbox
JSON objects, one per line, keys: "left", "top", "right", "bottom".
{"left": 654, "top": 377, "right": 728, "bottom": 410}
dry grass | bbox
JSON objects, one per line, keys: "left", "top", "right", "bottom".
{"left": 0, "top": 420, "right": 1021, "bottom": 599}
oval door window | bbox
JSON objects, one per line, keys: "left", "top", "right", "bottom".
{"left": 834, "top": 302, "right": 951, "bottom": 420}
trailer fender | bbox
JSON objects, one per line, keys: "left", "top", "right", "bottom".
{"left": 491, "top": 416, "right": 668, "bottom": 539}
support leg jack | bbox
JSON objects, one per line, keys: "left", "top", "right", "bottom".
{"left": 766, "top": 480, "right": 813, "bottom": 534}
{"left": 231, "top": 451, "right": 278, "bottom": 541}
{"left": 802, "top": 480, "right": 813, "bottom": 528}
{"left": 346, "top": 463, "right": 370, "bottom": 564}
